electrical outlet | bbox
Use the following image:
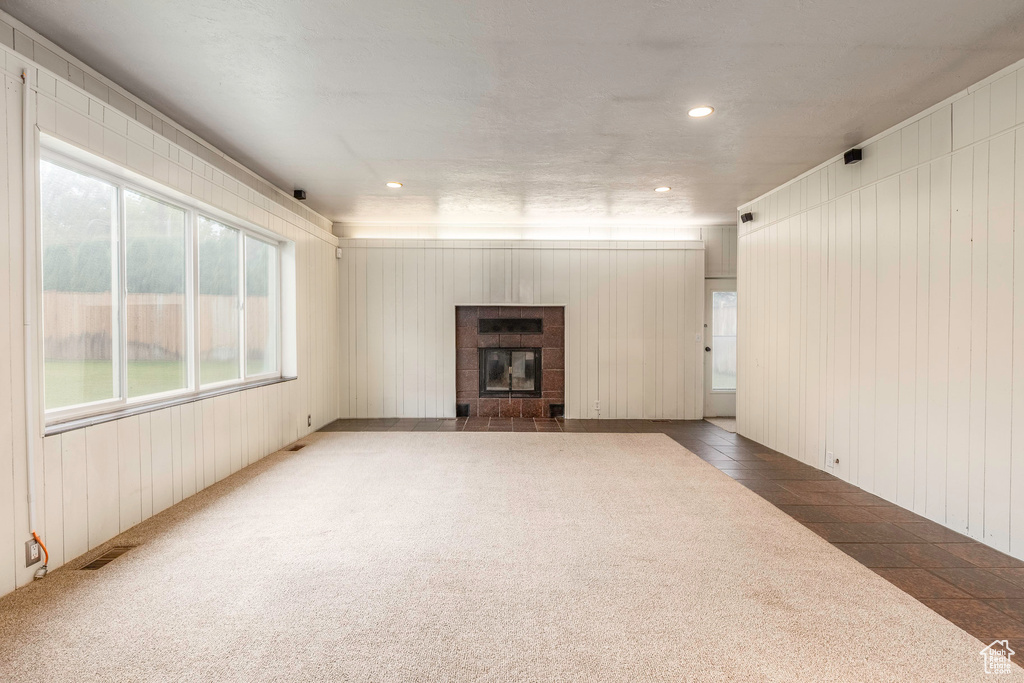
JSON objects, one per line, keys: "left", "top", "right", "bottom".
{"left": 307, "top": 414, "right": 312, "bottom": 427}
{"left": 25, "top": 539, "right": 40, "bottom": 567}
{"left": 593, "top": 400, "right": 600, "bottom": 412}
{"left": 825, "top": 451, "right": 835, "bottom": 470}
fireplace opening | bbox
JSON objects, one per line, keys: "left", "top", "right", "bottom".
{"left": 479, "top": 348, "right": 542, "bottom": 398}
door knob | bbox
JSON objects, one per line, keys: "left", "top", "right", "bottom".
{"left": 704, "top": 346, "right": 711, "bottom": 352}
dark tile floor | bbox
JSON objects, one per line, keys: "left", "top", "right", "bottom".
{"left": 320, "top": 416, "right": 1024, "bottom": 649}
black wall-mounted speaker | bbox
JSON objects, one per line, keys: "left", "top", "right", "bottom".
{"left": 740, "top": 212, "right": 754, "bottom": 223}
{"left": 293, "top": 189, "right": 307, "bottom": 200}
{"left": 844, "top": 148, "right": 862, "bottom": 165}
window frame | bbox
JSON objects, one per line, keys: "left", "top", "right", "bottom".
{"left": 40, "top": 145, "right": 284, "bottom": 426}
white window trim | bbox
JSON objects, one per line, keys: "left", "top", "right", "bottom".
{"left": 39, "top": 136, "right": 287, "bottom": 427}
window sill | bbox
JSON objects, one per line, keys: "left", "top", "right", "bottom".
{"left": 44, "top": 376, "right": 297, "bottom": 436}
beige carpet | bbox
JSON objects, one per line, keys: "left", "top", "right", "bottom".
{"left": 705, "top": 416, "right": 737, "bottom": 432}
{"left": 0, "top": 433, "right": 1010, "bottom": 681}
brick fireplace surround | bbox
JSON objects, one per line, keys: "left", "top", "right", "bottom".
{"left": 456, "top": 306, "right": 565, "bottom": 418}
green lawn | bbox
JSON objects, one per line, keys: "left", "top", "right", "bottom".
{"left": 45, "top": 359, "right": 239, "bottom": 410}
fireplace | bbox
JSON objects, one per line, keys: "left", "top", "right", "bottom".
{"left": 480, "top": 348, "right": 542, "bottom": 397}
{"left": 456, "top": 306, "right": 564, "bottom": 418}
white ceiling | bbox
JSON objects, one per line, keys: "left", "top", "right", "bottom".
{"left": 4, "top": 0, "right": 1024, "bottom": 229}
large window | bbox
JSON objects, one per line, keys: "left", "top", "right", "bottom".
{"left": 40, "top": 150, "right": 282, "bottom": 421}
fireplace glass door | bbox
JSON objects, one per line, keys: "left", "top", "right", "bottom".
{"left": 480, "top": 348, "right": 542, "bottom": 397}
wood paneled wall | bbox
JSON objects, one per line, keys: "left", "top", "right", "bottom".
{"left": 0, "top": 39, "right": 340, "bottom": 598}
{"left": 338, "top": 240, "right": 706, "bottom": 420}
{"left": 338, "top": 223, "right": 737, "bottom": 279}
{"left": 704, "top": 225, "right": 737, "bottom": 278}
{"left": 737, "top": 58, "right": 1024, "bottom": 556}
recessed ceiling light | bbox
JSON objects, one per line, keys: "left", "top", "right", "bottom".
{"left": 386, "top": 181, "right": 403, "bottom": 188}
{"left": 687, "top": 106, "right": 714, "bottom": 118}
{"left": 654, "top": 186, "right": 671, "bottom": 192}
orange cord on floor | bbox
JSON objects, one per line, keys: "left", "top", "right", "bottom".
{"left": 31, "top": 531, "right": 48, "bottom": 566}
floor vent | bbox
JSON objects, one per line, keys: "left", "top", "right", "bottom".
{"left": 650, "top": 419, "right": 672, "bottom": 423}
{"left": 288, "top": 444, "right": 307, "bottom": 451}
{"left": 80, "top": 546, "right": 135, "bottom": 570}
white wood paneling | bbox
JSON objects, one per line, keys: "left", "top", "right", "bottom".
{"left": 116, "top": 416, "right": 142, "bottom": 532}
{"left": 0, "top": 43, "right": 342, "bottom": 598}
{"left": 1012, "top": 128, "right": 1024, "bottom": 553}
{"left": 926, "top": 158, "right": 951, "bottom": 522}
{"left": 41, "top": 435, "right": 63, "bottom": 568}
{"left": 60, "top": 429, "right": 87, "bottom": 562}
{"left": 85, "top": 422, "right": 119, "bottom": 549}
{"left": 986, "top": 132, "right": 1015, "bottom": 550}
{"left": 150, "top": 408, "right": 173, "bottom": 515}
{"left": 180, "top": 403, "right": 197, "bottom": 500}
{"left": 338, "top": 240, "right": 705, "bottom": 419}
{"left": 948, "top": 148, "right": 973, "bottom": 533}
{"left": 738, "top": 57, "right": 1024, "bottom": 559}
{"left": 139, "top": 413, "right": 153, "bottom": 520}
{"left": 703, "top": 226, "right": 738, "bottom": 278}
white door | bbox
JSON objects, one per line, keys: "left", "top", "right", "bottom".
{"left": 704, "top": 279, "right": 737, "bottom": 417}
